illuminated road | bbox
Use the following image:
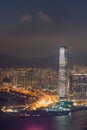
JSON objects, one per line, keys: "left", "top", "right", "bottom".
{"left": 0, "top": 86, "right": 58, "bottom": 110}
{"left": 1, "top": 86, "right": 87, "bottom": 113}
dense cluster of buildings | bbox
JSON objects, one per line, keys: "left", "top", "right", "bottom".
{"left": 0, "top": 65, "right": 87, "bottom": 101}
{"left": 0, "top": 46, "right": 87, "bottom": 102}
{"left": 0, "top": 68, "right": 58, "bottom": 92}
{"left": 68, "top": 65, "right": 87, "bottom": 101}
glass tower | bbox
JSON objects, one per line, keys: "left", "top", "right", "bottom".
{"left": 58, "top": 46, "right": 67, "bottom": 99}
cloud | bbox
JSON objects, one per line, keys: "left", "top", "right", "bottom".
{"left": 20, "top": 15, "right": 32, "bottom": 22}
{"left": 38, "top": 11, "right": 53, "bottom": 22}
{"left": 20, "top": 11, "right": 53, "bottom": 23}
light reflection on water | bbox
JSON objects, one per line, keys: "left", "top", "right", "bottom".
{"left": 1, "top": 110, "right": 87, "bottom": 130}
{"left": 52, "top": 110, "right": 87, "bottom": 130}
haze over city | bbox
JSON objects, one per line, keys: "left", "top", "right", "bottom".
{"left": 1, "top": 1, "right": 87, "bottom": 130}
{"left": 0, "top": 0, "right": 87, "bottom": 66}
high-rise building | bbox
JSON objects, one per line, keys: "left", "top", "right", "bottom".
{"left": 58, "top": 46, "right": 67, "bottom": 99}
{"left": 69, "top": 72, "right": 87, "bottom": 100}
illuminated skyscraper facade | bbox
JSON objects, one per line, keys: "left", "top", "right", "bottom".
{"left": 58, "top": 46, "right": 67, "bottom": 99}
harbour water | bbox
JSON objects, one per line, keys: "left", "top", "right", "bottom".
{"left": 0, "top": 110, "right": 87, "bottom": 130}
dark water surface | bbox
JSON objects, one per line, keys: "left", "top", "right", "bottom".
{"left": 0, "top": 110, "right": 87, "bottom": 130}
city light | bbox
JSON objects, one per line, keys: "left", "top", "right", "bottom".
{"left": 1, "top": 47, "right": 87, "bottom": 118}
{"left": 29, "top": 95, "right": 58, "bottom": 110}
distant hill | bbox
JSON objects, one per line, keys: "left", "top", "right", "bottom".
{"left": 0, "top": 54, "right": 58, "bottom": 70}
{"left": 0, "top": 54, "right": 87, "bottom": 69}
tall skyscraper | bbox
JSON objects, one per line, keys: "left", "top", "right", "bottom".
{"left": 58, "top": 46, "right": 67, "bottom": 100}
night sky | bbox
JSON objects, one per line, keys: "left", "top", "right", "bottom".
{"left": 1, "top": 0, "right": 87, "bottom": 60}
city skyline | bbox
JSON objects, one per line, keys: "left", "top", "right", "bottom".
{"left": 0, "top": 0, "right": 87, "bottom": 64}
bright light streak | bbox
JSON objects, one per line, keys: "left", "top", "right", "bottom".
{"left": 29, "top": 95, "right": 58, "bottom": 110}
{"left": 39, "top": 99, "right": 46, "bottom": 105}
